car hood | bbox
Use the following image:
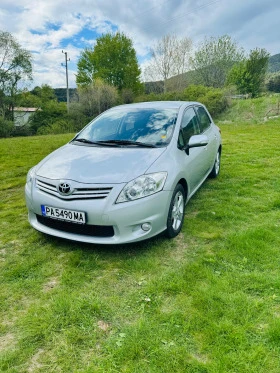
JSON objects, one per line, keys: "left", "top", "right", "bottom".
{"left": 36, "top": 143, "right": 167, "bottom": 184}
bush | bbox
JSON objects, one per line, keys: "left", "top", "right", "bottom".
{"left": 121, "top": 88, "right": 134, "bottom": 104}
{"left": 12, "top": 125, "right": 33, "bottom": 137}
{"left": 198, "top": 90, "right": 228, "bottom": 116}
{"left": 134, "top": 91, "right": 185, "bottom": 103}
{"left": 134, "top": 85, "right": 228, "bottom": 117}
{"left": 29, "top": 101, "right": 67, "bottom": 134}
{"left": 78, "top": 79, "right": 118, "bottom": 117}
{"left": 183, "top": 85, "right": 209, "bottom": 101}
{"left": 0, "top": 117, "right": 14, "bottom": 138}
{"left": 37, "top": 119, "right": 75, "bottom": 135}
{"left": 68, "top": 103, "right": 90, "bottom": 132}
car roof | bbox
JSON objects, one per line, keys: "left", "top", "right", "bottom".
{"left": 111, "top": 101, "right": 200, "bottom": 110}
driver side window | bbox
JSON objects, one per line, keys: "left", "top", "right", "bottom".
{"left": 179, "top": 107, "right": 199, "bottom": 146}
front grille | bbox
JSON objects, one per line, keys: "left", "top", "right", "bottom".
{"left": 36, "top": 179, "right": 112, "bottom": 200}
{"left": 36, "top": 215, "right": 114, "bottom": 237}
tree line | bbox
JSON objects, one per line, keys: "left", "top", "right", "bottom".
{"left": 0, "top": 29, "right": 273, "bottom": 137}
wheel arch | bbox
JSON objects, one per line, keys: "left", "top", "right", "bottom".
{"left": 177, "top": 178, "right": 188, "bottom": 201}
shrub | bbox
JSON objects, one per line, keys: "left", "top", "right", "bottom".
{"left": 0, "top": 117, "right": 14, "bottom": 138}
{"left": 183, "top": 85, "right": 209, "bottom": 101}
{"left": 199, "top": 90, "right": 228, "bottom": 116}
{"left": 68, "top": 103, "right": 90, "bottom": 132}
{"left": 37, "top": 119, "right": 75, "bottom": 135}
{"left": 134, "top": 85, "right": 228, "bottom": 117}
{"left": 12, "top": 125, "right": 33, "bottom": 137}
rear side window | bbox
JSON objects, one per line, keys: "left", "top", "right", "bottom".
{"left": 196, "top": 106, "right": 211, "bottom": 133}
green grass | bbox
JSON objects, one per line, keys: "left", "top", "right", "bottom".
{"left": 1, "top": 121, "right": 280, "bottom": 372}
{"left": 216, "top": 93, "right": 280, "bottom": 123}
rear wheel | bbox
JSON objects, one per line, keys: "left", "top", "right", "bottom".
{"left": 209, "top": 149, "right": 221, "bottom": 178}
{"left": 165, "top": 184, "right": 186, "bottom": 238}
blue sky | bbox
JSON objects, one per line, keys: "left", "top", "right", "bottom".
{"left": 0, "top": 0, "right": 279, "bottom": 88}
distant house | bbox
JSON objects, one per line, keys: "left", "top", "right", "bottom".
{"left": 13, "top": 107, "right": 40, "bottom": 127}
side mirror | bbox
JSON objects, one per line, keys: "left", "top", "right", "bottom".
{"left": 178, "top": 132, "right": 209, "bottom": 154}
{"left": 188, "top": 134, "right": 209, "bottom": 149}
{"left": 185, "top": 134, "right": 209, "bottom": 155}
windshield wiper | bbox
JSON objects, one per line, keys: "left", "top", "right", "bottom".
{"left": 73, "top": 138, "right": 120, "bottom": 146}
{"left": 98, "top": 140, "right": 157, "bottom": 148}
{"left": 74, "top": 138, "right": 97, "bottom": 144}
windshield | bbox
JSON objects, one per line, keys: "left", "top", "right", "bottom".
{"left": 74, "top": 107, "right": 178, "bottom": 147}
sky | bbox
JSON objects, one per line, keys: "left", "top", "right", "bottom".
{"left": 0, "top": 0, "right": 279, "bottom": 89}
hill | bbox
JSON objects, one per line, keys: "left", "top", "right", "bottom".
{"left": 54, "top": 88, "right": 78, "bottom": 102}
{"left": 268, "top": 53, "right": 280, "bottom": 73}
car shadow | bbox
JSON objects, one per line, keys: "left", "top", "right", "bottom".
{"left": 39, "top": 231, "right": 167, "bottom": 259}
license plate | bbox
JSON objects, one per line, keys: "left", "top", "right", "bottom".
{"left": 41, "top": 205, "right": 86, "bottom": 224}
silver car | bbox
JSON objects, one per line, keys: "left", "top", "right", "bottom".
{"left": 25, "top": 101, "right": 221, "bottom": 244}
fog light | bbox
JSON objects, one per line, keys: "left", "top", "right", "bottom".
{"left": 141, "top": 222, "right": 151, "bottom": 232}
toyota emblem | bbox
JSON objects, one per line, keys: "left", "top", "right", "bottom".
{"left": 58, "top": 182, "right": 72, "bottom": 195}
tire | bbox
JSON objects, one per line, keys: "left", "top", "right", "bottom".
{"left": 165, "top": 184, "right": 186, "bottom": 239}
{"left": 209, "top": 149, "right": 221, "bottom": 178}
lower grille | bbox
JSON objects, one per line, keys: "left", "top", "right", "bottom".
{"left": 36, "top": 215, "right": 114, "bottom": 238}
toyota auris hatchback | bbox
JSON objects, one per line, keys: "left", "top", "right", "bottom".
{"left": 25, "top": 101, "right": 222, "bottom": 244}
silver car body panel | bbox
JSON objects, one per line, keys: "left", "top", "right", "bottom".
{"left": 36, "top": 144, "right": 167, "bottom": 184}
{"left": 25, "top": 101, "right": 221, "bottom": 244}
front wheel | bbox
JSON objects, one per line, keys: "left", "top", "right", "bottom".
{"left": 165, "top": 184, "right": 186, "bottom": 239}
{"left": 209, "top": 149, "right": 221, "bottom": 178}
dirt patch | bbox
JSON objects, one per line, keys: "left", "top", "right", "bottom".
{"left": 97, "top": 320, "right": 110, "bottom": 332}
{"left": 0, "top": 248, "right": 6, "bottom": 262}
{"left": 0, "top": 333, "right": 15, "bottom": 351}
{"left": 27, "top": 349, "right": 45, "bottom": 372}
{"left": 190, "top": 352, "right": 209, "bottom": 364}
{"left": 43, "top": 277, "right": 59, "bottom": 292}
{"left": 169, "top": 233, "right": 191, "bottom": 262}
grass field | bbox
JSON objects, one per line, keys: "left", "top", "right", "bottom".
{"left": 216, "top": 94, "right": 280, "bottom": 123}
{"left": 0, "top": 118, "right": 280, "bottom": 372}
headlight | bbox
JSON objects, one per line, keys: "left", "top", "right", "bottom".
{"left": 116, "top": 172, "right": 167, "bottom": 203}
{"left": 26, "top": 167, "right": 36, "bottom": 189}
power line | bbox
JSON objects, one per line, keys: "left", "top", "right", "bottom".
{"left": 128, "top": 0, "right": 175, "bottom": 22}
{"left": 140, "top": 0, "right": 222, "bottom": 34}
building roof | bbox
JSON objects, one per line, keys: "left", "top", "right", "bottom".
{"left": 13, "top": 107, "right": 40, "bottom": 112}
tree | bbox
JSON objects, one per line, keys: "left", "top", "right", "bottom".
{"left": 76, "top": 32, "right": 142, "bottom": 95}
{"left": 31, "top": 84, "right": 57, "bottom": 101}
{"left": 228, "top": 48, "right": 270, "bottom": 97}
{"left": 77, "top": 78, "right": 118, "bottom": 117}
{"left": 0, "top": 31, "right": 32, "bottom": 119}
{"left": 17, "top": 84, "right": 56, "bottom": 108}
{"left": 190, "top": 35, "right": 244, "bottom": 88}
{"left": 144, "top": 34, "right": 192, "bottom": 92}
{"left": 267, "top": 74, "right": 280, "bottom": 93}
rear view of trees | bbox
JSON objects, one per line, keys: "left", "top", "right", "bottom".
{"left": 267, "top": 74, "right": 280, "bottom": 93}
{"left": 77, "top": 78, "right": 118, "bottom": 117}
{"left": 0, "top": 31, "right": 32, "bottom": 98}
{"left": 144, "top": 34, "right": 192, "bottom": 92}
{"left": 228, "top": 48, "right": 270, "bottom": 97}
{"left": 0, "top": 30, "right": 32, "bottom": 137}
{"left": 0, "top": 27, "right": 274, "bottom": 139}
{"left": 191, "top": 35, "right": 244, "bottom": 88}
{"left": 76, "top": 32, "right": 142, "bottom": 95}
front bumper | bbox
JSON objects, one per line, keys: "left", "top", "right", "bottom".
{"left": 25, "top": 179, "right": 173, "bottom": 244}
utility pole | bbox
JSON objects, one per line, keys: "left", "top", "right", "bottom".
{"left": 62, "top": 50, "right": 70, "bottom": 113}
